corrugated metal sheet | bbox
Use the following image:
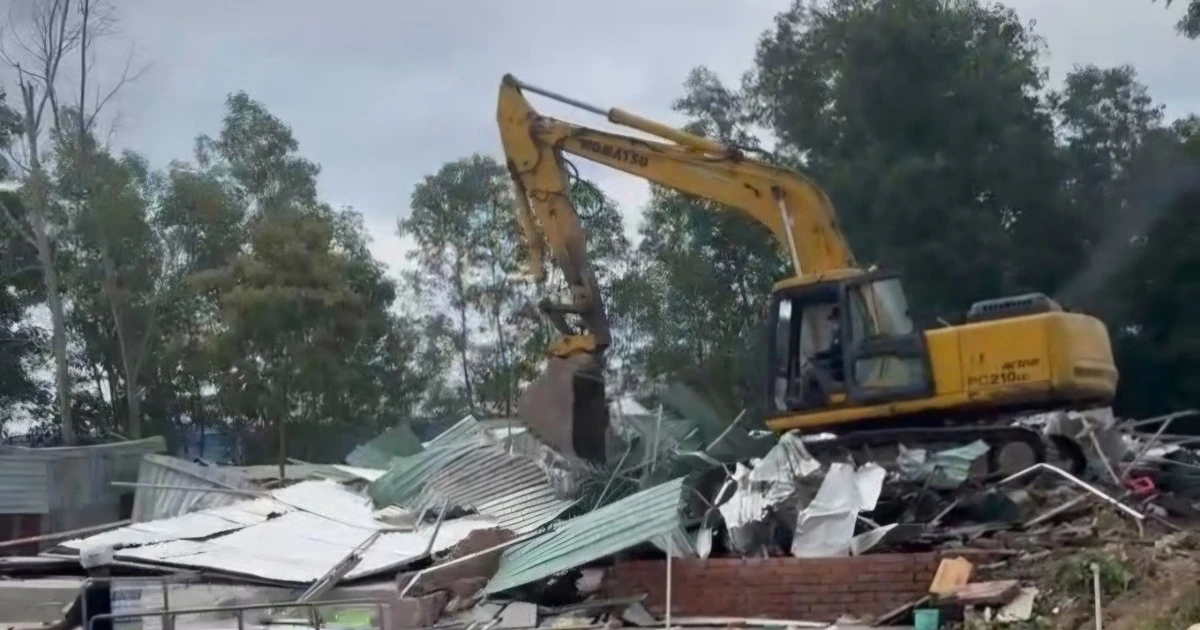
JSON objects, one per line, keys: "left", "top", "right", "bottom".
{"left": 485, "top": 477, "right": 691, "bottom": 594}
{"left": 0, "top": 457, "right": 49, "bottom": 514}
{"left": 368, "top": 416, "right": 573, "bottom": 534}
{"left": 331, "top": 465, "right": 386, "bottom": 482}
{"left": 430, "top": 416, "right": 490, "bottom": 445}
{"left": 64, "top": 480, "right": 497, "bottom": 585}
{"left": 369, "top": 439, "right": 483, "bottom": 508}
{"left": 371, "top": 437, "right": 572, "bottom": 534}
{"left": 0, "top": 437, "right": 166, "bottom": 531}
{"left": 131, "top": 455, "right": 257, "bottom": 522}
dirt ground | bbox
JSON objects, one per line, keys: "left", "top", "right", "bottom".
{"left": 968, "top": 530, "right": 1200, "bottom": 630}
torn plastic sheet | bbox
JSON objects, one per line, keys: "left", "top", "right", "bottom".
{"left": 716, "top": 435, "right": 822, "bottom": 555}
{"left": 896, "top": 440, "right": 990, "bottom": 489}
{"left": 717, "top": 465, "right": 765, "bottom": 554}
{"left": 791, "top": 462, "right": 886, "bottom": 558}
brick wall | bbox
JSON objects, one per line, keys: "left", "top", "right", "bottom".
{"left": 605, "top": 553, "right": 940, "bottom": 623}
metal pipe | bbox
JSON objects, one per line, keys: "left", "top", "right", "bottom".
{"left": 1122, "top": 409, "right": 1198, "bottom": 430}
{"left": 998, "top": 463, "right": 1144, "bottom": 521}
{"left": 509, "top": 77, "right": 607, "bottom": 117}
{"left": 1124, "top": 414, "right": 1182, "bottom": 480}
{"left": 161, "top": 580, "right": 171, "bottom": 630}
{"left": 110, "top": 481, "right": 262, "bottom": 497}
{"left": 665, "top": 537, "right": 674, "bottom": 630}
{"left": 0, "top": 519, "right": 131, "bottom": 550}
{"left": 775, "top": 194, "right": 802, "bottom": 275}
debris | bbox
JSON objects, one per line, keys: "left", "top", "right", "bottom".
{"left": 897, "top": 440, "right": 990, "bottom": 489}
{"left": 929, "top": 556, "right": 973, "bottom": 596}
{"left": 486, "top": 477, "right": 692, "bottom": 594}
{"left": 12, "top": 400, "right": 1200, "bottom": 629}
{"left": 791, "top": 462, "right": 885, "bottom": 557}
{"left": 489, "top": 601, "right": 538, "bottom": 629}
{"left": 995, "top": 586, "right": 1038, "bottom": 622}
{"left": 619, "top": 601, "right": 657, "bottom": 626}
{"left": 942, "top": 579, "right": 1021, "bottom": 606}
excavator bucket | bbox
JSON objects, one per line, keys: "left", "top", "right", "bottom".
{"left": 517, "top": 353, "right": 610, "bottom": 464}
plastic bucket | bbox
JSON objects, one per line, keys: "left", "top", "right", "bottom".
{"left": 913, "top": 608, "right": 941, "bottom": 630}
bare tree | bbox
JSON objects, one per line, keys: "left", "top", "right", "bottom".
{"left": 69, "top": 0, "right": 151, "bottom": 438}
{"left": 0, "top": 0, "right": 83, "bottom": 444}
{"left": 0, "top": 0, "right": 145, "bottom": 443}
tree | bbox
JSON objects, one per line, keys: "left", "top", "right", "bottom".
{"left": 0, "top": 0, "right": 141, "bottom": 443}
{"left": 748, "top": 0, "right": 1068, "bottom": 321}
{"left": 1049, "top": 65, "right": 1166, "bottom": 314}
{"left": 0, "top": 0, "right": 82, "bottom": 442}
{"left": 1105, "top": 120, "right": 1200, "bottom": 416}
{"left": 1158, "top": 0, "right": 1199, "bottom": 38}
{"left": 193, "top": 92, "right": 434, "bottom": 464}
{"left": 401, "top": 155, "right": 508, "bottom": 414}
{"left": 58, "top": 146, "right": 170, "bottom": 439}
{"left": 141, "top": 162, "right": 246, "bottom": 449}
{"left": 0, "top": 191, "right": 47, "bottom": 429}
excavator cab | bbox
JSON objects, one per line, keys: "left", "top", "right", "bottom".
{"left": 768, "top": 272, "right": 935, "bottom": 416}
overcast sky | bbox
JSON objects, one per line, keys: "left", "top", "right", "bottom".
{"left": 15, "top": 0, "right": 1196, "bottom": 276}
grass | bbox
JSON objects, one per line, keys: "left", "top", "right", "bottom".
{"left": 1054, "top": 550, "right": 1136, "bottom": 600}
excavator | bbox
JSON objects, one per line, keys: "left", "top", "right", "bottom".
{"left": 497, "top": 73, "right": 1119, "bottom": 470}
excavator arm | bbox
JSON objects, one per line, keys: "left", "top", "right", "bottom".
{"left": 497, "top": 74, "right": 858, "bottom": 463}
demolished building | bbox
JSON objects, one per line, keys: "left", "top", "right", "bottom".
{"left": 0, "top": 389, "right": 1197, "bottom": 628}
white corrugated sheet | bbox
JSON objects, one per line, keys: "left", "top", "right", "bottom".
{"left": 331, "top": 465, "right": 386, "bottom": 482}
{"left": 0, "top": 456, "right": 50, "bottom": 514}
{"left": 131, "top": 455, "right": 258, "bottom": 522}
{"left": 62, "top": 480, "right": 496, "bottom": 584}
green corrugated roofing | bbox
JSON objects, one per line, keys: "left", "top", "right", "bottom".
{"left": 366, "top": 416, "right": 573, "bottom": 533}
{"left": 486, "top": 477, "right": 690, "bottom": 594}
{"left": 430, "top": 416, "right": 489, "bottom": 444}
{"left": 368, "top": 438, "right": 483, "bottom": 508}
{"left": 345, "top": 423, "right": 424, "bottom": 468}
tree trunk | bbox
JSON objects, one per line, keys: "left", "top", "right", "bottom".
{"left": 29, "top": 184, "right": 75, "bottom": 445}
{"left": 453, "top": 258, "right": 475, "bottom": 410}
{"left": 99, "top": 247, "right": 142, "bottom": 438}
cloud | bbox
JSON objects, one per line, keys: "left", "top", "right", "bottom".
{"left": 15, "top": 0, "right": 1193, "bottom": 277}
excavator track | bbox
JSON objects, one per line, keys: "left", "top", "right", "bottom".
{"left": 800, "top": 420, "right": 1086, "bottom": 480}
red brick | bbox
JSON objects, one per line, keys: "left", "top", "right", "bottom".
{"left": 605, "top": 553, "right": 945, "bottom": 622}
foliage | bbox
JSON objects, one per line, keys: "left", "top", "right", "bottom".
{"left": 191, "top": 92, "right": 435, "bottom": 462}
{"left": 1161, "top": 0, "right": 1200, "bottom": 38}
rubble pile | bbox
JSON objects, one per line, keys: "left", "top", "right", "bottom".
{"left": 1, "top": 393, "right": 1198, "bottom": 629}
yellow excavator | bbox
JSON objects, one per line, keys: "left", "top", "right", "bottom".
{"left": 497, "top": 74, "right": 1118, "bottom": 467}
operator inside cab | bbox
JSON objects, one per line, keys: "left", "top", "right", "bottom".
{"left": 801, "top": 304, "right": 845, "bottom": 406}
{"left": 772, "top": 294, "right": 847, "bottom": 412}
